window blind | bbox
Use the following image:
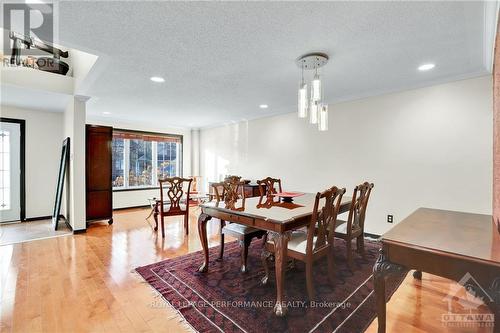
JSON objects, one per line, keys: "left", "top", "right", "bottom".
{"left": 113, "top": 130, "right": 181, "bottom": 143}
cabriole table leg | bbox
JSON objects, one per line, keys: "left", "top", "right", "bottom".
{"left": 197, "top": 213, "right": 212, "bottom": 272}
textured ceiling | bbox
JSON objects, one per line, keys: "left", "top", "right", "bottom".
{"left": 4, "top": 1, "right": 494, "bottom": 128}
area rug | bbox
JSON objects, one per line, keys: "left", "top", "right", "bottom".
{"left": 136, "top": 239, "right": 405, "bottom": 333}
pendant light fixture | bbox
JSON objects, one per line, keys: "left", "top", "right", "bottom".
{"left": 311, "top": 69, "right": 321, "bottom": 102}
{"left": 318, "top": 104, "right": 328, "bottom": 131}
{"left": 310, "top": 100, "right": 319, "bottom": 124}
{"left": 298, "top": 65, "right": 308, "bottom": 118}
{"left": 296, "top": 52, "right": 329, "bottom": 131}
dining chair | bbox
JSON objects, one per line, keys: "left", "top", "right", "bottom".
{"left": 157, "top": 177, "right": 193, "bottom": 237}
{"left": 257, "top": 176, "right": 283, "bottom": 198}
{"left": 208, "top": 176, "right": 241, "bottom": 202}
{"left": 255, "top": 176, "right": 283, "bottom": 209}
{"left": 333, "top": 182, "right": 374, "bottom": 270}
{"left": 215, "top": 177, "right": 266, "bottom": 273}
{"left": 261, "top": 186, "right": 346, "bottom": 300}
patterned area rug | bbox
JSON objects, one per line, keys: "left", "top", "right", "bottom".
{"left": 136, "top": 239, "right": 405, "bottom": 333}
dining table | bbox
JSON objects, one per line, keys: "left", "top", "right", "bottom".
{"left": 196, "top": 192, "right": 352, "bottom": 316}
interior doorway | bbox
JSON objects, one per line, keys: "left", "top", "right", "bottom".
{"left": 0, "top": 118, "right": 25, "bottom": 223}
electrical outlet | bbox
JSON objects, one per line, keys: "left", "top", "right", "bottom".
{"left": 387, "top": 215, "right": 393, "bottom": 223}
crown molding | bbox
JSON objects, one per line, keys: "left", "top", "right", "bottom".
{"left": 74, "top": 95, "right": 91, "bottom": 102}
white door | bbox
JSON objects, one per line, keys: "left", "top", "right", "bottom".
{"left": 0, "top": 122, "right": 21, "bottom": 223}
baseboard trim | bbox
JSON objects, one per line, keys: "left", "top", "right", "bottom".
{"left": 113, "top": 204, "right": 150, "bottom": 211}
{"left": 73, "top": 229, "right": 86, "bottom": 234}
{"left": 24, "top": 214, "right": 65, "bottom": 222}
{"left": 24, "top": 215, "right": 52, "bottom": 222}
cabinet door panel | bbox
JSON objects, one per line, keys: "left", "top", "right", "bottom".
{"left": 87, "top": 191, "right": 112, "bottom": 220}
{"left": 87, "top": 133, "right": 112, "bottom": 190}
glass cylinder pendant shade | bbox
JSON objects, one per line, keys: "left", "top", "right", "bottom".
{"left": 318, "top": 104, "right": 328, "bottom": 131}
{"left": 310, "top": 100, "right": 319, "bottom": 124}
{"left": 311, "top": 73, "right": 321, "bottom": 102}
{"left": 298, "top": 83, "right": 308, "bottom": 118}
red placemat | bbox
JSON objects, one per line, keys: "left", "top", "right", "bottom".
{"left": 272, "top": 191, "right": 304, "bottom": 198}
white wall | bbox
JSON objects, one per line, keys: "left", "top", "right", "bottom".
{"left": 86, "top": 118, "right": 192, "bottom": 209}
{"left": 0, "top": 106, "right": 64, "bottom": 219}
{"left": 200, "top": 76, "right": 493, "bottom": 235}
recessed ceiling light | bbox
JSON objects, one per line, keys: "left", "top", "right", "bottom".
{"left": 150, "top": 76, "right": 165, "bottom": 83}
{"left": 418, "top": 63, "right": 435, "bottom": 71}
{"left": 259, "top": 104, "right": 268, "bottom": 109}
{"left": 102, "top": 111, "right": 111, "bottom": 115}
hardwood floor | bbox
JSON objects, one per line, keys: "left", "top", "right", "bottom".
{"left": 0, "top": 207, "right": 493, "bottom": 333}
{"left": 365, "top": 275, "right": 493, "bottom": 333}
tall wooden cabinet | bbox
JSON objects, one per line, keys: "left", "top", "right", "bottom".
{"left": 86, "top": 125, "right": 113, "bottom": 225}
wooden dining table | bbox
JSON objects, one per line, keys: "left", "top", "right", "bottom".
{"left": 196, "top": 193, "right": 352, "bottom": 316}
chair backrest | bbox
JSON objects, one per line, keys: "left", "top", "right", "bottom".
{"left": 257, "top": 177, "right": 283, "bottom": 198}
{"left": 211, "top": 182, "right": 225, "bottom": 202}
{"left": 345, "top": 182, "right": 374, "bottom": 235}
{"left": 307, "top": 186, "right": 346, "bottom": 254}
{"left": 158, "top": 177, "right": 193, "bottom": 213}
{"left": 212, "top": 176, "right": 246, "bottom": 210}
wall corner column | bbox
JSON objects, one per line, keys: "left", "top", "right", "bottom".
{"left": 191, "top": 128, "right": 200, "bottom": 176}
{"left": 64, "top": 95, "right": 88, "bottom": 231}
{"left": 494, "top": 16, "right": 500, "bottom": 232}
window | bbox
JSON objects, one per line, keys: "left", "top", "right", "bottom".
{"left": 129, "top": 139, "right": 153, "bottom": 187}
{"left": 157, "top": 141, "right": 177, "bottom": 179}
{"left": 112, "top": 130, "right": 182, "bottom": 190}
{"left": 112, "top": 137, "right": 124, "bottom": 188}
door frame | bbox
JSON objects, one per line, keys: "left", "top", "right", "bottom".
{"left": 1, "top": 117, "right": 26, "bottom": 221}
